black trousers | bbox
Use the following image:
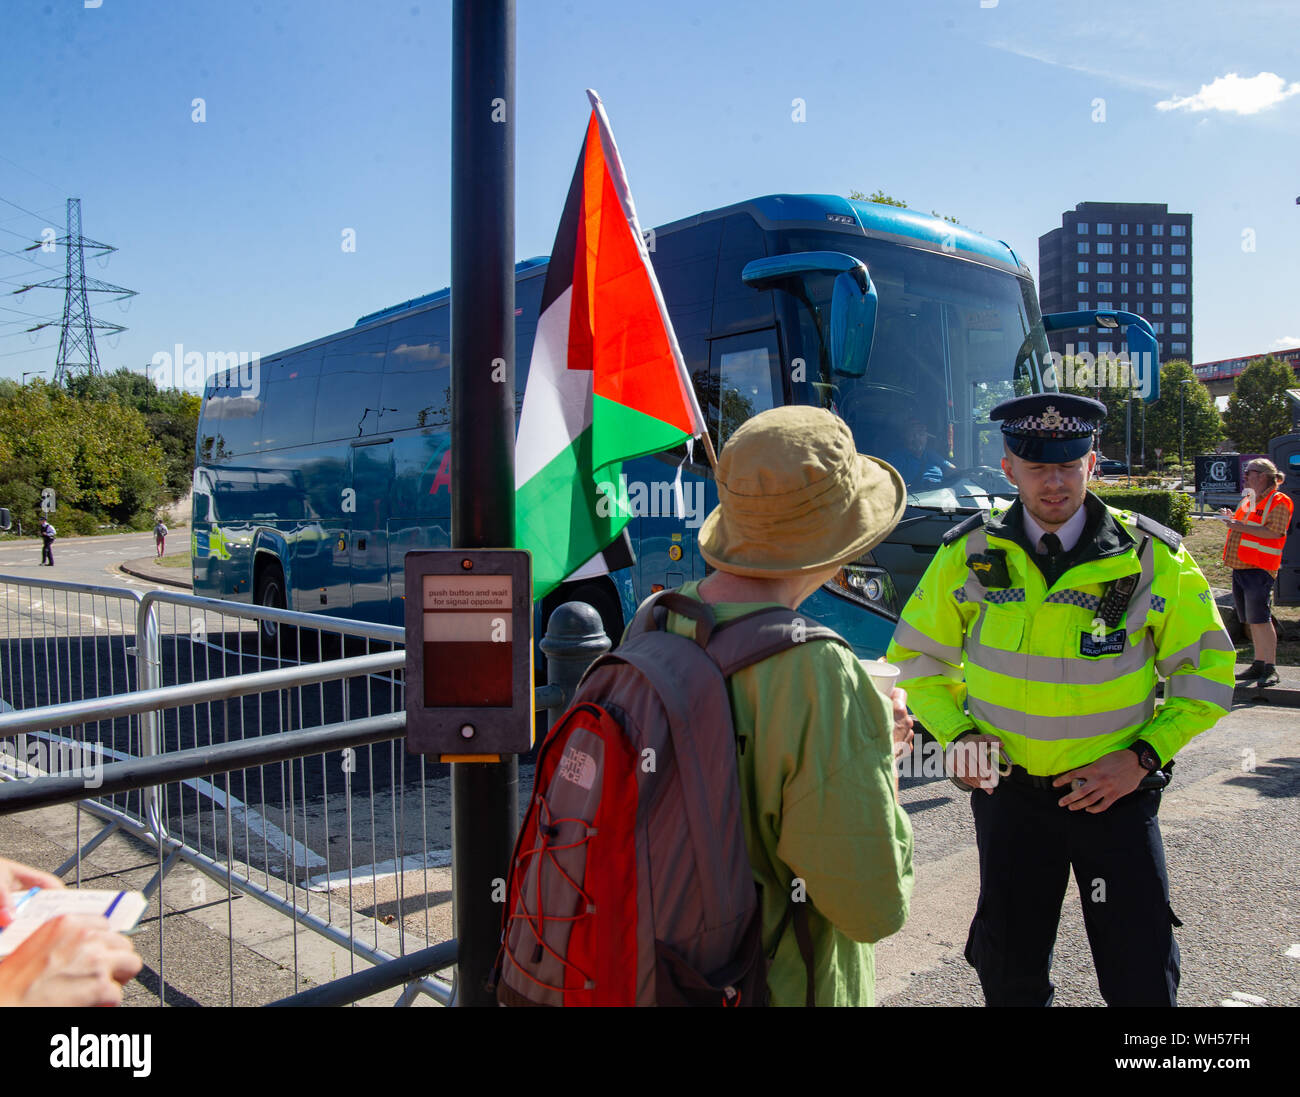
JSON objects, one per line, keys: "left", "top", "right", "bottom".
{"left": 40, "top": 538, "right": 53, "bottom": 566}
{"left": 965, "top": 776, "right": 1180, "bottom": 1006}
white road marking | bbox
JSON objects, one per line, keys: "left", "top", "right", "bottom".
{"left": 1219, "top": 991, "right": 1266, "bottom": 1006}
{"left": 306, "top": 849, "right": 452, "bottom": 892}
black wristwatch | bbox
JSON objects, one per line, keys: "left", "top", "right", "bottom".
{"left": 1128, "top": 739, "right": 1161, "bottom": 773}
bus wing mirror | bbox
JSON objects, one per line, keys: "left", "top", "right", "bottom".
{"left": 741, "top": 251, "right": 877, "bottom": 378}
{"left": 829, "top": 267, "right": 876, "bottom": 378}
{"left": 1041, "top": 309, "right": 1161, "bottom": 402}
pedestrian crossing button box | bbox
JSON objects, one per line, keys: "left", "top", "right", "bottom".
{"left": 404, "top": 549, "right": 534, "bottom": 758}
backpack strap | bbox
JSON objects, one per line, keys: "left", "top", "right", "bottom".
{"left": 705, "top": 605, "right": 851, "bottom": 677}
{"left": 769, "top": 893, "right": 818, "bottom": 1008}
{"left": 626, "top": 589, "right": 717, "bottom": 646}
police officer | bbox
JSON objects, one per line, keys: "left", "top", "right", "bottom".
{"left": 887, "top": 393, "right": 1234, "bottom": 1006}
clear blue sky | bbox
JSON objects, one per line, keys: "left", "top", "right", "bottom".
{"left": 2, "top": 0, "right": 1297, "bottom": 385}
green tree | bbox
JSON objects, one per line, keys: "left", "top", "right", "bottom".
{"left": 1138, "top": 360, "right": 1223, "bottom": 465}
{"left": 847, "top": 189, "right": 960, "bottom": 224}
{"left": 1223, "top": 355, "right": 1295, "bottom": 453}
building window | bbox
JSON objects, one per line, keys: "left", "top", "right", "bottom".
{"left": 1171, "top": 225, "right": 1186, "bottom": 236}
{"left": 1097, "top": 281, "right": 1112, "bottom": 293}
{"left": 1151, "top": 302, "right": 1164, "bottom": 314}
{"left": 1151, "top": 243, "right": 1163, "bottom": 255}
{"left": 1136, "top": 302, "right": 1144, "bottom": 313}
{"left": 1075, "top": 341, "right": 1091, "bottom": 355}
{"left": 1137, "top": 282, "right": 1145, "bottom": 293}
{"left": 1097, "top": 262, "right": 1113, "bottom": 273}
{"left": 1096, "top": 341, "right": 1113, "bottom": 352}
{"left": 1097, "top": 302, "right": 1113, "bottom": 310}
{"left": 1121, "top": 301, "right": 1130, "bottom": 311}
{"left": 1097, "top": 243, "right": 1113, "bottom": 254}
{"left": 1151, "top": 224, "right": 1164, "bottom": 236}
{"left": 1077, "top": 281, "right": 1089, "bottom": 292}
{"left": 1077, "top": 223, "right": 1089, "bottom": 233}
{"left": 1120, "top": 243, "right": 1130, "bottom": 255}
{"left": 1136, "top": 244, "right": 1145, "bottom": 255}
{"left": 1151, "top": 283, "right": 1163, "bottom": 295}
{"left": 1172, "top": 322, "right": 1187, "bottom": 334}
{"left": 1077, "top": 261, "right": 1090, "bottom": 273}
{"left": 1171, "top": 244, "right": 1186, "bottom": 256}
{"left": 1120, "top": 262, "right": 1129, "bottom": 274}
{"left": 1077, "top": 242, "right": 1090, "bottom": 254}
{"left": 1172, "top": 263, "right": 1186, "bottom": 275}
{"left": 1077, "top": 301, "right": 1090, "bottom": 311}
{"left": 1152, "top": 322, "right": 1165, "bottom": 334}
{"left": 1151, "top": 263, "right": 1163, "bottom": 275}
{"left": 1120, "top": 282, "right": 1129, "bottom": 294}
{"left": 1097, "top": 223, "right": 1112, "bottom": 234}
{"left": 1172, "top": 283, "right": 1186, "bottom": 295}
{"left": 1171, "top": 303, "right": 1186, "bottom": 315}
{"left": 1120, "top": 223, "right": 1129, "bottom": 235}
{"left": 1172, "top": 341, "right": 1187, "bottom": 353}
{"left": 1135, "top": 224, "right": 1144, "bottom": 236}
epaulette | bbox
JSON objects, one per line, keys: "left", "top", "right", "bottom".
{"left": 940, "top": 510, "right": 987, "bottom": 547}
{"left": 1131, "top": 512, "right": 1182, "bottom": 552}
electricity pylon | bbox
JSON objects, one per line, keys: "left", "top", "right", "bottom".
{"left": 14, "top": 198, "right": 136, "bottom": 383}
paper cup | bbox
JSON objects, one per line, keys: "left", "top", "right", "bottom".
{"left": 862, "top": 660, "right": 900, "bottom": 698}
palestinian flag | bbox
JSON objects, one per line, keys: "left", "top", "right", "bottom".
{"left": 516, "top": 90, "right": 709, "bottom": 601}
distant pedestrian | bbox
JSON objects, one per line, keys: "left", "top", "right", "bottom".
{"left": 38, "top": 517, "right": 55, "bottom": 567}
{"left": 153, "top": 519, "right": 168, "bottom": 560}
{"left": 1219, "top": 458, "right": 1293, "bottom": 687}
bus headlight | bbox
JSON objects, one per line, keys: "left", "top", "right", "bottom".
{"left": 824, "top": 554, "right": 900, "bottom": 617}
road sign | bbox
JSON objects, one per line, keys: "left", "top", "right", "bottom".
{"left": 1155, "top": 448, "right": 1163, "bottom": 457}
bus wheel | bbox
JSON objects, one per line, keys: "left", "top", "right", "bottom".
{"left": 255, "top": 564, "right": 298, "bottom": 658}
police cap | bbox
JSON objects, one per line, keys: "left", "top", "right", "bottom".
{"left": 990, "top": 393, "right": 1107, "bottom": 463}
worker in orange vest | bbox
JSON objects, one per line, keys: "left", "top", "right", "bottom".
{"left": 1219, "top": 458, "right": 1294, "bottom": 686}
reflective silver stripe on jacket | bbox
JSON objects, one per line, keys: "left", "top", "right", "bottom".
{"left": 1164, "top": 673, "right": 1234, "bottom": 709}
{"left": 967, "top": 631, "right": 1155, "bottom": 685}
{"left": 892, "top": 618, "right": 963, "bottom": 665}
{"left": 968, "top": 689, "right": 1157, "bottom": 740}
{"left": 895, "top": 653, "right": 963, "bottom": 682}
{"left": 1155, "top": 628, "right": 1236, "bottom": 677}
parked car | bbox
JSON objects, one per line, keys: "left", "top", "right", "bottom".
{"left": 1096, "top": 457, "right": 1128, "bottom": 476}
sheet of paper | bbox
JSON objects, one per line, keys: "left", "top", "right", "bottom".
{"left": 0, "top": 888, "right": 148, "bottom": 958}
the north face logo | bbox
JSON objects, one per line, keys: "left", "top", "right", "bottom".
{"left": 558, "top": 746, "right": 597, "bottom": 790}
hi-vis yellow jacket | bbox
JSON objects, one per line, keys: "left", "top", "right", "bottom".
{"left": 886, "top": 495, "right": 1235, "bottom": 776}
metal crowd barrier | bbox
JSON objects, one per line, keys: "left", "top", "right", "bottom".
{"left": 0, "top": 572, "right": 610, "bottom": 1006}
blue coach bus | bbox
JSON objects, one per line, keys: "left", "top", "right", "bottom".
{"left": 192, "top": 193, "right": 1157, "bottom": 656}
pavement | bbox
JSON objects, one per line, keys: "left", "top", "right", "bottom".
{"left": 119, "top": 554, "right": 192, "bottom": 589}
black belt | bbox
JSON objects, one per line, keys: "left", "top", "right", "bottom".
{"left": 1005, "top": 762, "right": 1173, "bottom": 793}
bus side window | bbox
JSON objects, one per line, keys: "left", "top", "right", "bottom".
{"left": 711, "top": 331, "right": 781, "bottom": 447}
{"left": 316, "top": 329, "right": 386, "bottom": 441}
{"left": 381, "top": 308, "right": 450, "bottom": 431}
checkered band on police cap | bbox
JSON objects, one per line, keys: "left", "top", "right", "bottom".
{"left": 1000, "top": 406, "right": 1094, "bottom": 436}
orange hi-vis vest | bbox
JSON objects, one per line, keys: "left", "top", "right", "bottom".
{"left": 1226, "top": 487, "right": 1293, "bottom": 573}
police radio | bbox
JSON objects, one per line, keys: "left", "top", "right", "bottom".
{"left": 403, "top": 550, "right": 534, "bottom": 760}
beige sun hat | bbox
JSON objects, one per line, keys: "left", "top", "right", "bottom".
{"left": 698, "top": 406, "right": 907, "bottom": 578}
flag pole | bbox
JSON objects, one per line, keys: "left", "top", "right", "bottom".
{"left": 586, "top": 89, "right": 716, "bottom": 475}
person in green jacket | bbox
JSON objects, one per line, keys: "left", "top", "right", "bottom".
{"left": 888, "top": 392, "right": 1234, "bottom": 1006}
{"left": 663, "top": 405, "right": 915, "bottom": 1006}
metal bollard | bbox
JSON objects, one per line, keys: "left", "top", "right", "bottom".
{"left": 538, "top": 601, "right": 611, "bottom": 733}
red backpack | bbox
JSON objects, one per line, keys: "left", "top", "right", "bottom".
{"left": 494, "top": 590, "right": 846, "bottom": 1006}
